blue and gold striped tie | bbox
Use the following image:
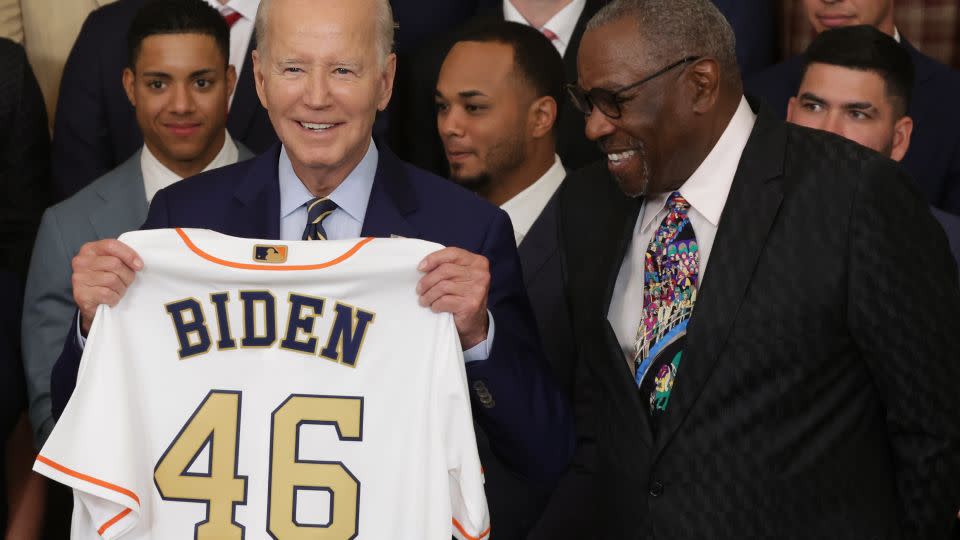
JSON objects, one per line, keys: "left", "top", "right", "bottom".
{"left": 301, "top": 197, "right": 338, "bottom": 240}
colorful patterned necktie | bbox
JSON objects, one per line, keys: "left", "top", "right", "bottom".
{"left": 633, "top": 192, "right": 700, "bottom": 428}
{"left": 301, "top": 198, "right": 338, "bottom": 241}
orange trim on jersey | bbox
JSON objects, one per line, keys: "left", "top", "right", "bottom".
{"left": 453, "top": 518, "right": 491, "bottom": 540}
{"left": 35, "top": 455, "right": 141, "bottom": 506}
{"left": 175, "top": 228, "right": 375, "bottom": 271}
{"left": 98, "top": 508, "right": 132, "bottom": 536}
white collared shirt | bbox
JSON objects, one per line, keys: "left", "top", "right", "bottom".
{"left": 203, "top": 0, "right": 259, "bottom": 105}
{"left": 607, "top": 96, "right": 757, "bottom": 363}
{"left": 500, "top": 154, "right": 565, "bottom": 246}
{"left": 140, "top": 135, "right": 239, "bottom": 202}
{"left": 275, "top": 139, "right": 494, "bottom": 362}
{"left": 503, "top": 0, "right": 586, "bottom": 57}
{"left": 277, "top": 139, "right": 377, "bottom": 242}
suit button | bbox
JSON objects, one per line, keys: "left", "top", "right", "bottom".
{"left": 649, "top": 481, "right": 664, "bottom": 497}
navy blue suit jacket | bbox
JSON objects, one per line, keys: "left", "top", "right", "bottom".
{"left": 50, "top": 141, "right": 573, "bottom": 481}
{"left": 50, "top": 0, "right": 277, "bottom": 201}
{"left": 746, "top": 39, "right": 960, "bottom": 214}
{"left": 711, "top": 0, "right": 777, "bottom": 77}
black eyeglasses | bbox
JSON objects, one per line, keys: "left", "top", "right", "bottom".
{"left": 566, "top": 56, "right": 702, "bottom": 119}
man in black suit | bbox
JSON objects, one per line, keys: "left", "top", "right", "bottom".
{"left": 538, "top": 0, "right": 960, "bottom": 538}
{"left": 0, "top": 37, "right": 50, "bottom": 282}
{"left": 389, "top": 0, "right": 607, "bottom": 176}
{"left": 786, "top": 25, "right": 960, "bottom": 268}
{"left": 50, "top": 0, "right": 276, "bottom": 200}
{"left": 435, "top": 20, "right": 574, "bottom": 538}
{"left": 746, "top": 0, "right": 960, "bottom": 216}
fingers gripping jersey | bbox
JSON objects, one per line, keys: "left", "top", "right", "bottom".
{"left": 35, "top": 229, "right": 490, "bottom": 540}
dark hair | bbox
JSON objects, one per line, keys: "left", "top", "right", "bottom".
{"left": 452, "top": 20, "right": 565, "bottom": 120}
{"left": 801, "top": 25, "right": 914, "bottom": 117}
{"left": 127, "top": 0, "right": 230, "bottom": 69}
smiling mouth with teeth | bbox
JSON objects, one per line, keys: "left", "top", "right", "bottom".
{"left": 299, "top": 121, "right": 336, "bottom": 131}
{"left": 607, "top": 150, "right": 637, "bottom": 163}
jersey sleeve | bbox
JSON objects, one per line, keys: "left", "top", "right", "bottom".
{"left": 432, "top": 315, "right": 491, "bottom": 540}
{"left": 33, "top": 305, "right": 147, "bottom": 539}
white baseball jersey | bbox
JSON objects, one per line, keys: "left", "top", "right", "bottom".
{"left": 35, "top": 228, "right": 490, "bottom": 540}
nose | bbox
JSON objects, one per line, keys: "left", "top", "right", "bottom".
{"left": 303, "top": 72, "right": 332, "bottom": 109}
{"left": 437, "top": 106, "right": 464, "bottom": 140}
{"left": 823, "top": 111, "right": 847, "bottom": 137}
{"left": 584, "top": 107, "right": 615, "bottom": 142}
{"left": 169, "top": 83, "right": 197, "bottom": 114}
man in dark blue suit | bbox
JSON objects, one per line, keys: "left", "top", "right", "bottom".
{"left": 51, "top": 0, "right": 276, "bottom": 201}
{"left": 786, "top": 25, "right": 960, "bottom": 269}
{"left": 51, "top": 0, "right": 573, "bottom": 484}
{"left": 746, "top": 0, "right": 960, "bottom": 215}
{"left": 710, "top": 0, "right": 776, "bottom": 77}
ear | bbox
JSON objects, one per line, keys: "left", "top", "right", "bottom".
{"left": 122, "top": 67, "right": 137, "bottom": 108}
{"left": 687, "top": 57, "right": 721, "bottom": 114}
{"left": 786, "top": 96, "right": 798, "bottom": 123}
{"left": 376, "top": 53, "right": 398, "bottom": 112}
{"left": 528, "top": 96, "right": 558, "bottom": 139}
{"left": 225, "top": 63, "right": 238, "bottom": 98}
{"left": 251, "top": 49, "right": 269, "bottom": 110}
{"left": 890, "top": 115, "right": 913, "bottom": 162}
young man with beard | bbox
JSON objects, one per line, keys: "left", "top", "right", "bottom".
{"left": 435, "top": 20, "right": 574, "bottom": 538}
{"left": 786, "top": 25, "right": 960, "bottom": 266}
{"left": 747, "top": 0, "right": 960, "bottom": 217}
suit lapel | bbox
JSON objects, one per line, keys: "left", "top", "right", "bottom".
{"left": 580, "top": 171, "right": 653, "bottom": 444}
{"left": 517, "top": 191, "right": 560, "bottom": 286}
{"left": 227, "top": 36, "right": 260, "bottom": 142}
{"left": 902, "top": 39, "right": 936, "bottom": 85}
{"left": 90, "top": 152, "right": 149, "bottom": 237}
{"left": 359, "top": 142, "right": 420, "bottom": 239}
{"left": 655, "top": 102, "right": 786, "bottom": 452}
{"left": 230, "top": 144, "right": 282, "bottom": 239}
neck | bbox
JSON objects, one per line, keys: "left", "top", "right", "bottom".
{"left": 508, "top": 0, "right": 573, "bottom": 28}
{"left": 291, "top": 140, "right": 370, "bottom": 198}
{"left": 665, "top": 94, "right": 740, "bottom": 192}
{"left": 147, "top": 133, "right": 226, "bottom": 179}
{"left": 482, "top": 142, "right": 555, "bottom": 207}
{"left": 876, "top": 19, "right": 896, "bottom": 38}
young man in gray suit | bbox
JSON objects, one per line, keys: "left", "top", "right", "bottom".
{"left": 21, "top": 0, "right": 253, "bottom": 447}
{"left": 435, "top": 20, "right": 574, "bottom": 539}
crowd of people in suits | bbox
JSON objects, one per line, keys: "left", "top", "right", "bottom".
{"left": 1, "top": 0, "right": 959, "bottom": 537}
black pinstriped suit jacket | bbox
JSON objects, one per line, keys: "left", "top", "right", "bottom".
{"left": 540, "top": 100, "right": 960, "bottom": 539}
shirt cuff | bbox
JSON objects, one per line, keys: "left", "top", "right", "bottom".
{"left": 76, "top": 312, "right": 87, "bottom": 349}
{"left": 462, "top": 310, "right": 494, "bottom": 363}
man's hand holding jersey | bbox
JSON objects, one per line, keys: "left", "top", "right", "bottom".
{"left": 72, "top": 239, "right": 493, "bottom": 350}
{"left": 72, "top": 239, "right": 143, "bottom": 336}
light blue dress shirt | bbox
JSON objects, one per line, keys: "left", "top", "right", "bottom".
{"left": 277, "top": 139, "right": 493, "bottom": 361}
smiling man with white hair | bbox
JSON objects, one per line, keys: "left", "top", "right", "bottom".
{"left": 50, "top": 0, "right": 573, "bottom": 496}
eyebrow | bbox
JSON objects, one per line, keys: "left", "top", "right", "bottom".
{"left": 799, "top": 92, "right": 876, "bottom": 111}
{"left": 141, "top": 68, "right": 217, "bottom": 79}
{"left": 433, "top": 88, "right": 488, "bottom": 98}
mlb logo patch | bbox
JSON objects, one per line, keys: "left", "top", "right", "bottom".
{"left": 253, "top": 244, "right": 288, "bottom": 263}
